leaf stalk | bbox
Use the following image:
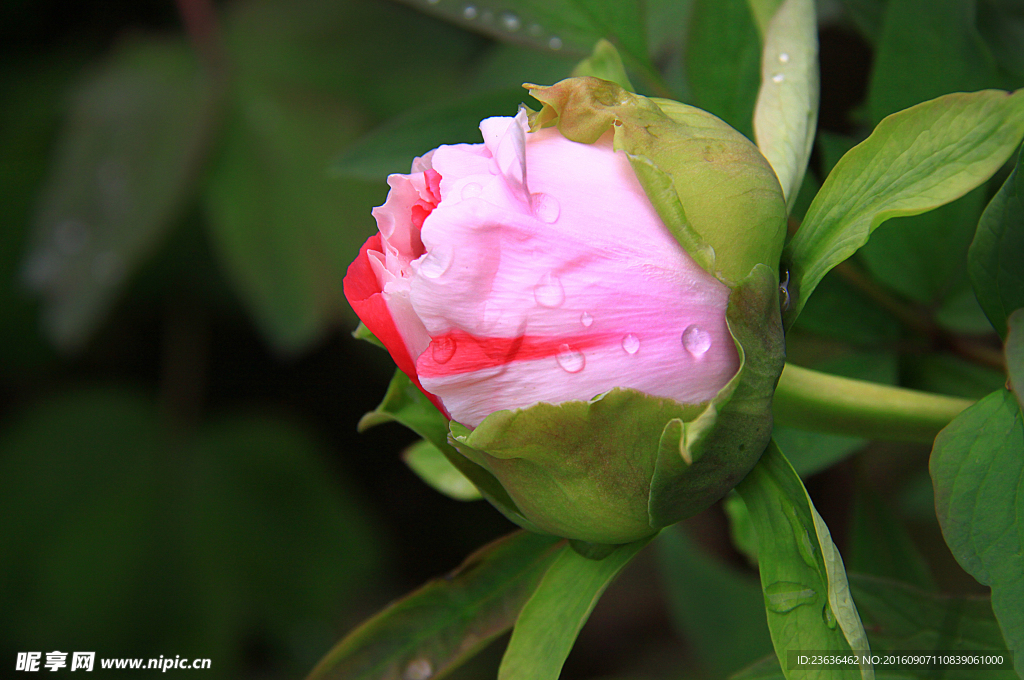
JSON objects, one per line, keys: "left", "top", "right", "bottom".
{"left": 773, "top": 363, "right": 973, "bottom": 443}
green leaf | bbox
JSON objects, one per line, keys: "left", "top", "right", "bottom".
{"left": 752, "top": 0, "right": 819, "bottom": 209}
{"left": 360, "top": 369, "right": 540, "bottom": 532}
{"left": 570, "top": 39, "right": 634, "bottom": 91}
{"left": 394, "top": 0, "right": 651, "bottom": 70}
{"left": 402, "top": 439, "right": 483, "bottom": 501}
{"left": 934, "top": 285, "right": 997, "bottom": 334}
{"left": 902, "top": 352, "right": 1007, "bottom": 400}
{"left": 969, "top": 145, "right": 1024, "bottom": 338}
{"left": 686, "top": 0, "right": 762, "bottom": 139}
{"left": 203, "top": 81, "right": 380, "bottom": 352}
{"left": 733, "top": 574, "right": 1018, "bottom": 679}
{"left": 735, "top": 441, "right": 873, "bottom": 680}
{"left": 498, "top": 539, "right": 647, "bottom": 680}
{"left": 333, "top": 88, "right": 529, "bottom": 180}
{"left": 850, "top": 574, "right": 1017, "bottom": 679}
{"left": 784, "top": 89, "right": 1024, "bottom": 326}
{"left": 308, "top": 530, "right": 562, "bottom": 680}
{"left": 21, "top": 38, "right": 212, "bottom": 350}
{"left": 1008, "top": 309, "right": 1024, "bottom": 412}
{"left": 655, "top": 524, "right": 773, "bottom": 676}
{"left": 867, "top": 0, "right": 1002, "bottom": 124}
{"left": 931, "top": 389, "right": 1024, "bottom": 678}
{"left": 792, "top": 270, "right": 902, "bottom": 347}
{"left": 747, "top": 0, "right": 785, "bottom": 37}
{"left": 837, "top": 0, "right": 889, "bottom": 44}
{"left": 977, "top": 0, "right": 1024, "bottom": 82}
{"left": 0, "top": 55, "right": 83, "bottom": 376}
{"left": 773, "top": 427, "right": 865, "bottom": 478}
{"left": 859, "top": 187, "right": 986, "bottom": 306}
{"left": 0, "top": 388, "right": 381, "bottom": 674}
{"left": 849, "top": 488, "right": 935, "bottom": 591}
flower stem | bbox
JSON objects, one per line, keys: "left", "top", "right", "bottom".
{"left": 772, "top": 363, "right": 974, "bottom": 443}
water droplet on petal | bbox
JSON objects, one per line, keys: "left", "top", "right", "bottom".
{"left": 556, "top": 344, "right": 585, "bottom": 373}
{"left": 462, "top": 4, "right": 477, "bottom": 19}
{"left": 419, "top": 245, "right": 453, "bottom": 279}
{"left": 532, "top": 193, "right": 560, "bottom": 223}
{"left": 534, "top": 272, "right": 565, "bottom": 308}
{"left": 404, "top": 658, "right": 433, "bottom": 680}
{"left": 823, "top": 603, "right": 838, "bottom": 629}
{"left": 764, "top": 581, "right": 817, "bottom": 613}
{"left": 461, "top": 182, "right": 482, "bottom": 199}
{"left": 622, "top": 334, "right": 640, "bottom": 354}
{"left": 772, "top": 73, "right": 785, "bottom": 83}
{"left": 682, "top": 325, "right": 712, "bottom": 358}
{"left": 580, "top": 312, "right": 593, "bottom": 327}
{"left": 528, "top": 23, "right": 543, "bottom": 36}
{"left": 431, "top": 336, "right": 457, "bottom": 364}
{"left": 548, "top": 36, "right": 563, "bottom": 50}
{"left": 500, "top": 11, "right": 521, "bottom": 31}
{"left": 54, "top": 219, "right": 89, "bottom": 255}
{"left": 778, "top": 52, "right": 790, "bottom": 63}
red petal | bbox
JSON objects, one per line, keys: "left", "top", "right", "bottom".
{"left": 344, "top": 234, "right": 449, "bottom": 417}
{"left": 417, "top": 329, "right": 612, "bottom": 378}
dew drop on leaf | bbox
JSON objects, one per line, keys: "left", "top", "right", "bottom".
{"left": 404, "top": 658, "right": 433, "bottom": 680}
{"left": 764, "top": 581, "right": 817, "bottom": 613}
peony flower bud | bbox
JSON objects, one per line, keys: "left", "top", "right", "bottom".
{"left": 345, "top": 78, "right": 787, "bottom": 545}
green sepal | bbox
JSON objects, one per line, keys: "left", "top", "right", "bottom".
{"left": 402, "top": 439, "right": 482, "bottom": 502}
{"left": 649, "top": 264, "right": 784, "bottom": 527}
{"left": 351, "top": 321, "right": 385, "bottom": 350}
{"left": 361, "top": 369, "right": 543, "bottom": 534}
{"left": 449, "top": 265, "right": 785, "bottom": 545}
{"left": 525, "top": 77, "right": 788, "bottom": 286}
{"left": 450, "top": 390, "right": 703, "bottom": 544}
{"left": 570, "top": 39, "right": 634, "bottom": 92}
